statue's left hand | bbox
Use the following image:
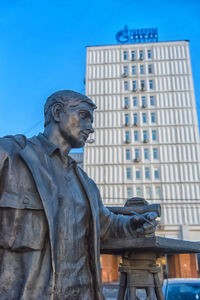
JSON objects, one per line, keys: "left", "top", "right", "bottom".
{"left": 130, "top": 212, "right": 158, "bottom": 235}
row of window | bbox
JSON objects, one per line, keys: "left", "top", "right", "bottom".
{"left": 127, "top": 186, "right": 161, "bottom": 199}
{"left": 126, "top": 147, "right": 159, "bottom": 160}
{"left": 125, "top": 129, "right": 157, "bottom": 143}
{"left": 123, "top": 49, "right": 152, "bottom": 61}
{"left": 125, "top": 112, "right": 156, "bottom": 125}
{"left": 124, "top": 79, "right": 154, "bottom": 91}
{"left": 123, "top": 64, "right": 153, "bottom": 76}
{"left": 126, "top": 166, "right": 160, "bottom": 180}
{"left": 124, "top": 95, "right": 155, "bottom": 108}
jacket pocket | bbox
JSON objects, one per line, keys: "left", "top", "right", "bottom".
{"left": 0, "top": 193, "right": 47, "bottom": 251}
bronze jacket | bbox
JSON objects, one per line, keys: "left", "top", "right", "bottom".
{"left": 0, "top": 135, "right": 135, "bottom": 300}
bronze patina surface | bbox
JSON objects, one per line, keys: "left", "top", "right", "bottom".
{"left": 0, "top": 90, "right": 158, "bottom": 299}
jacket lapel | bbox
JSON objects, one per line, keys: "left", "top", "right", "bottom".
{"left": 75, "top": 166, "right": 97, "bottom": 221}
{"left": 19, "top": 138, "right": 58, "bottom": 274}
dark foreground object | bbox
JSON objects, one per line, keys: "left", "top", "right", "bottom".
{"left": 101, "top": 199, "right": 200, "bottom": 300}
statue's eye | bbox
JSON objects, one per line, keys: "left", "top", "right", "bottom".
{"left": 79, "top": 111, "right": 89, "bottom": 119}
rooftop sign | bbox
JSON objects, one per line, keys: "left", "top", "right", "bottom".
{"left": 116, "top": 26, "right": 158, "bottom": 44}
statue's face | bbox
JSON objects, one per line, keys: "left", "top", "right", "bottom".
{"left": 58, "top": 101, "right": 94, "bottom": 148}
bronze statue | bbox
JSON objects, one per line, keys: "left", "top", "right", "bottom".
{"left": 0, "top": 90, "right": 157, "bottom": 299}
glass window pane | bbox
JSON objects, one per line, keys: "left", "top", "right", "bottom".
{"left": 124, "top": 81, "right": 128, "bottom": 91}
{"left": 134, "top": 130, "right": 139, "bottom": 141}
{"left": 152, "top": 130, "right": 157, "bottom": 141}
{"left": 131, "top": 50, "right": 136, "bottom": 60}
{"left": 132, "top": 65, "right": 136, "bottom": 74}
{"left": 147, "top": 50, "right": 152, "bottom": 59}
{"left": 145, "top": 167, "right": 150, "bottom": 179}
{"left": 126, "top": 167, "right": 132, "bottom": 179}
{"left": 136, "top": 187, "right": 143, "bottom": 197}
{"left": 150, "top": 96, "right": 155, "bottom": 106}
{"left": 136, "top": 169, "right": 140, "bottom": 179}
{"left": 151, "top": 112, "right": 156, "bottom": 123}
{"left": 142, "top": 96, "right": 146, "bottom": 106}
{"left": 155, "top": 187, "right": 161, "bottom": 199}
{"left": 148, "top": 64, "right": 153, "bottom": 74}
{"left": 135, "top": 149, "right": 140, "bottom": 159}
{"left": 140, "top": 65, "right": 144, "bottom": 74}
{"left": 142, "top": 113, "right": 147, "bottom": 123}
{"left": 146, "top": 187, "right": 151, "bottom": 199}
{"left": 126, "top": 149, "right": 131, "bottom": 160}
{"left": 123, "top": 51, "right": 128, "bottom": 60}
{"left": 153, "top": 148, "right": 158, "bottom": 159}
{"left": 144, "top": 148, "right": 149, "bottom": 159}
{"left": 133, "top": 97, "right": 137, "bottom": 107}
{"left": 143, "top": 130, "right": 148, "bottom": 140}
{"left": 154, "top": 168, "right": 159, "bottom": 179}
{"left": 127, "top": 187, "right": 133, "bottom": 198}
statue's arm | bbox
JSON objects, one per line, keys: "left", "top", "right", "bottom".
{"left": 97, "top": 189, "right": 157, "bottom": 240}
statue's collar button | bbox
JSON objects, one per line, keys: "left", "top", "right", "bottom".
{"left": 23, "top": 197, "right": 29, "bottom": 204}
{"left": 64, "top": 175, "right": 71, "bottom": 181}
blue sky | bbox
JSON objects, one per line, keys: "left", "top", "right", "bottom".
{"left": 0, "top": 0, "right": 200, "bottom": 145}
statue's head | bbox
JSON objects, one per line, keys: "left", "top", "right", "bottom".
{"left": 44, "top": 90, "right": 96, "bottom": 148}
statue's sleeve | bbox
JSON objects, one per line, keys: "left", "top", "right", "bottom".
{"left": 97, "top": 188, "right": 137, "bottom": 240}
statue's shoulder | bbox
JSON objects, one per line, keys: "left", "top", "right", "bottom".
{"left": 0, "top": 134, "right": 27, "bottom": 153}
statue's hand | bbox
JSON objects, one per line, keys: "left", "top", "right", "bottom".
{"left": 130, "top": 211, "right": 158, "bottom": 235}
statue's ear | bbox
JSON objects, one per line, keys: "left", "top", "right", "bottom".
{"left": 51, "top": 103, "right": 64, "bottom": 122}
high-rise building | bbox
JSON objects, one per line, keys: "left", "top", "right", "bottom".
{"left": 84, "top": 40, "right": 200, "bottom": 244}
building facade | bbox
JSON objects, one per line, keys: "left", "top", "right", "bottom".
{"left": 84, "top": 40, "right": 200, "bottom": 244}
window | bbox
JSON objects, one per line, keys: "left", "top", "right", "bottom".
{"left": 136, "top": 187, "right": 142, "bottom": 197}
{"left": 148, "top": 64, "right": 153, "bottom": 74}
{"left": 126, "top": 167, "right": 132, "bottom": 179}
{"left": 140, "top": 80, "right": 145, "bottom": 90}
{"left": 149, "top": 80, "right": 154, "bottom": 90}
{"left": 144, "top": 148, "right": 149, "bottom": 160}
{"left": 132, "top": 65, "right": 136, "bottom": 75}
{"left": 146, "top": 187, "right": 151, "bottom": 199}
{"left": 135, "top": 148, "right": 140, "bottom": 159}
{"left": 142, "top": 96, "right": 146, "bottom": 107}
{"left": 145, "top": 167, "right": 150, "bottom": 179}
{"left": 124, "top": 81, "right": 128, "bottom": 91}
{"left": 140, "top": 65, "right": 144, "bottom": 74}
{"left": 152, "top": 130, "right": 157, "bottom": 141}
{"left": 125, "top": 131, "right": 130, "bottom": 142}
{"left": 131, "top": 50, "right": 136, "bottom": 60}
{"left": 136, "top": 169, "right": 140, "bottom": 179}
{"left": 134, "top": 130, "right": 139, "bottom": 141}
{"left": 132, "top": 80, "right": 137, "bottom": 90}
{"left": 124, "top": 97, "right": 129, "bottom": 108}
{"left": 143, "top": 130, "right": 148, "bottom": 141}
{"left": 150, "top": 96, "right": 155, "bottom": 106}
{"left": 147, "top": 49, "right": 152, "bottom": 59}
{"left": 133, "top": 113, "right": 138, "bottom": 124}
{"left": 154, "top": 168, "right": 159, "bottom": 179}
{"left": 142, "top": 113, "right": 147, "bottom": 123}
{"left": 151, "top": 112, "right": 156, "bottom": 123}
{"left": 125, "top": 113, "right": 129, "bottom": 125}
{"left": 155, "top": 186, "right": 161, "bottom": 199}
{"left": 126, "top": 149, "right": 131, "bottom": 160}
{"left": 139, "top": 50, "right": 143, "bottom": 60}
{"left": 123, "top": 51, "right": 128, "bottom": 60}
{"left": 153, "top": 148, "right": 158, "bottom": 159}
{"left": 127, "top": 187, "right": 133, "bottom": 198}
{"left": 133, "top": 97, "right": 137, "bottom": 107}
{"left": 123, "top": 65, "right": 128, "bottom": 75}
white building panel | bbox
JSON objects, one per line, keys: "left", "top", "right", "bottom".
{"left": 84, "top": 40, "right": 200, "bottom": 241}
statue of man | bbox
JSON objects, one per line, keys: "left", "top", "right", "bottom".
{"left": 0, "top": 90, "right": 157, "bottom": 299}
